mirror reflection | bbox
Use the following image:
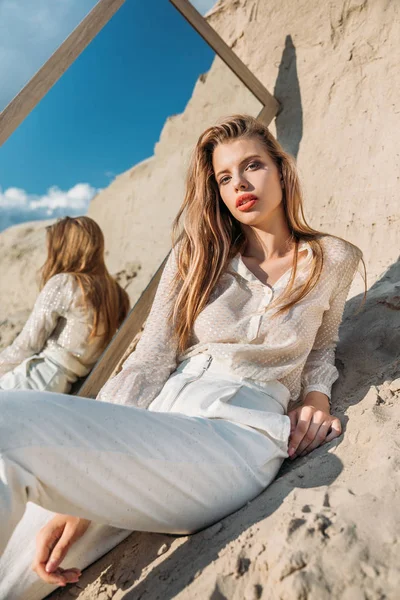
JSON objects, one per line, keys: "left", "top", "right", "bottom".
{"left": 0, "top": 0, "right": 261, "bottom": 392}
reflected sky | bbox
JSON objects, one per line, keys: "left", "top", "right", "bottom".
{"left": 0, "top": 0, "right": 215, "bottom": 231}
{"left": 0, "top": 1, "right": 217, "bottom": 113}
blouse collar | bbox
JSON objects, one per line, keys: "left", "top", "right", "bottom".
{"left": 229, "top": 240, "right": 313, "bottom": 290}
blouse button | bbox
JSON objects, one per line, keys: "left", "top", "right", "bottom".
{"left": 264, "top": 288, "right": 273, "bottom": 306}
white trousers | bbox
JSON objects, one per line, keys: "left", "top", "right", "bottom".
{"left": 0, "top": 357, "right": 290, "bottom": 600}
{"left": 0, "top": 353, "right": 77, "bottom": 394}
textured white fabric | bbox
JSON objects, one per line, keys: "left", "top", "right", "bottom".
{"left": 0, "top": 274, "right": 105, "bottom": 380}
{"left": 0, "top": 353, "right": 77, "bottom": 393}
{"left": 98, "top": 235, "right": 362, "bottom": 409}
{"left": 149, "top": 353, "right": 291, "bottom": 443}
{"left": 0, "top": 374, "right": 288, "bottom": 599}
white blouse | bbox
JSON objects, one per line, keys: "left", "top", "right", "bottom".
{"left": 0, "top": 274, "right": 105, "bottom": 378}
{"left": 97, "top": 235, "right": 362, "bottom": 409}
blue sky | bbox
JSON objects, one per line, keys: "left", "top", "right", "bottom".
{"left": 0, "top": 0, "right": 216, "bottom": 231}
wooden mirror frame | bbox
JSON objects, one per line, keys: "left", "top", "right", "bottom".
{"left": 0, "top": 0, "right": 280, "bottom": 397}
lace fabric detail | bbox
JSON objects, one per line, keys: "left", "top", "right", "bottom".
{"left": 0, "top": 274, "right": 105, "bottom": 378}
{"left": 97, "top": 236, "right": 362, "bottom": 408}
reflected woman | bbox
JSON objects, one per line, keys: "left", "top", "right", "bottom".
{"left": 0, "top": 216, "right": 130, "bottom": 393}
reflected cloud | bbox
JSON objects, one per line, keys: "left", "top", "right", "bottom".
{"left": 0, "top": 183, "right": 99, "bottom": 231}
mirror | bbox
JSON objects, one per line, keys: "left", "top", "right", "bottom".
{"left": 0, "top": 0, "right": 263, "bottom": 373}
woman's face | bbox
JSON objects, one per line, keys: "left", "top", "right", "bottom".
{"left": 212, "top": 136, "right": 284, "bottom": 228}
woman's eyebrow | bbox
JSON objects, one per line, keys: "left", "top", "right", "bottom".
{"left": 215, "top": 154, "right": 263, "bottom": 178}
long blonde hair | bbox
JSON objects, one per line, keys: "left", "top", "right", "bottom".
{"left": 171, "top": 114, "right": 366, "bottom": 353}
{"left": 40, "top": 216, "right": 130, "bottom": 345}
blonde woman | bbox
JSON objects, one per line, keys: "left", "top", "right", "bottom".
{"left": 0, "top": 216, "right": 130, "bottom": 393}
{"left": 0, "top": 116, "right": 365, "bottom": 599}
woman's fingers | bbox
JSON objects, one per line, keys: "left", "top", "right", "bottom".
{"left": 299, "top": 418, "right": 342, "bottom": 456}
{"left": 31, "top": 520, "right": 71, "bottom": 586}
{"left": 324, "top": 417, "right": 342, "bottom": 442}
{"left": 45, "top": 520, "right": 78, "bottom": 573}
{"left": 32, "top": 520, "right": 64, "bottom": 574}
{"left": 298, "top": 420, "right": 332, "bottom": 456}
{"left": 293, "top": 415, "right": 324, "bottom": 457}
{"left": 288, "top": 407, "right": 342, "bottom": 459}
{"left": 31, "top": 515, "right": 86, "bottom": 586}
{"left": 287, "top": 406, "right": 313, "bottom": 458}
{"left": 33, "top": 563, "right": 81, "bottom": 587}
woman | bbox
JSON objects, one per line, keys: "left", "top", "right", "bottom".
{"left": 0, "top": 216, "right": 130, "bottom": 393}
{"left": 0, "top": 116, "right": 365, "bottom": 599}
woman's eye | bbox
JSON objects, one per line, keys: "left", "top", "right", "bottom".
{"left": 218, "top": 162, "right": 260, "bottom": 184}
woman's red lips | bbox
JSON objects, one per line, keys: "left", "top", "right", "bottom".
{"left": 236, "top": 194, "right": 258, "bottom": 209}
{"left": 236, "top": 194, "right": 258, "bottom": 207}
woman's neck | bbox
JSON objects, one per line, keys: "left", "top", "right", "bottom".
{"left": 241, "top": 225, "right": 294, "bottom": 261}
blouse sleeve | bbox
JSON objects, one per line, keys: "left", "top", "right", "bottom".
{"left": 96, "top": 247, "right": 180, "bottom": 408}
{"left": 300, "top": 244, "right": 362, "bottom": 403}
{"left": 0, "top": 274, "right": 73, "bottom": 377}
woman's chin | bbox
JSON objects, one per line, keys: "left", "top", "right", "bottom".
{"left": 235, "top": 210, "right": 264, "bottom": 226}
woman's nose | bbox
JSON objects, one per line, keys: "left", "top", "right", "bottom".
{"left": 234, "top": 176, "right": 248, "bottom": 191}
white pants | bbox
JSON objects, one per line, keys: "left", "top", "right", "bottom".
{"left": 0, "top": 357, "right": 290, "bottom": 600}
{"left": 0, "top": 353, "right": 77, "bottom": 394}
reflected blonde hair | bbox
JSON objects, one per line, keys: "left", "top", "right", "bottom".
{"left": 41, "top": 216, "right": 130, "bottom": 345}
{"left": 171, "top": 114, "right": 366, "bottom": 353}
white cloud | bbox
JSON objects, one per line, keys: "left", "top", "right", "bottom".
{"left": 0, "top": 0, "right": 99, "bottom": 111}
{"left": 190, "top": 0, "right": 217, "bottom": 15}
{"left": 0, "top": 187, "right": 28, "bottom": 207}
{"left": 0, "top": 183, "right": 99, "bottom": 231}
{"left": 29, "top": 184, "right": 97, "bottom": 211}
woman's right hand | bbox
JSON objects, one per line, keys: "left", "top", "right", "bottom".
{"left": 31, "top": 513, "right": 91, "bottom": 587}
